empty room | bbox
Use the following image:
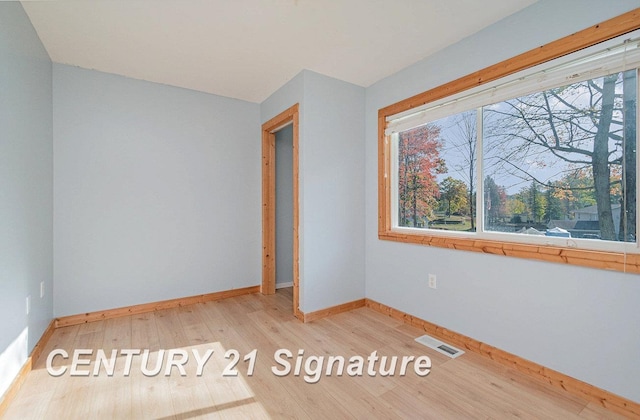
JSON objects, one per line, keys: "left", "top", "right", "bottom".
{"left": 2, "top": 0, "right": 640, "bottom": 418}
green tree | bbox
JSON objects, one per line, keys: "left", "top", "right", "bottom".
{"left": 484, "top": 176, "right": 507, "bottom": 224}
{"left": 544, "top": 184, "right": 564, "bottom": 223}
{"left": 551, "top": 167, "right": 597, "bottom": 217}
{"left": 439, "top": 177, "right": 468, "bottom": 216}
{"left": 529, "top": 182, "right": 546, "bottom": 223}
{"left": 507, "top": 196, "right": 526, "bottom": 218}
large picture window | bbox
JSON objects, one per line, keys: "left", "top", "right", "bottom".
{"left": 379, "top": 14, "right": 640, "bottom": 273}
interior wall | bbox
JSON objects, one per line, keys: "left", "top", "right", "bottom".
{"left": 365, "top": 0, "right": 640, "bottom": 403}
{"left": 302, "top": 71, "right": 366, "bottom": 312}
{"left": 0, "top": 2, "right": 53, "bottom": 397}
{"left": 53, "top": 64, "right": 261, "bottom": 317}
{"left": 260, "top": 70, "right": 366, "bottom": 313}
{"left": 275, "top": 124, "right": 294, "bottom": 286}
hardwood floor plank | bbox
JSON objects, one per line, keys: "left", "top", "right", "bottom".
{"left": 197, "top": 299, "right": 311, "bottom": 419}
{"left": 130, "top": 312, "right": 176, "bottom": 419}
{"left": 5, "top": 288, "right": 615, "bottom": 419}
{"left": 175, "top": 305, "right": 258, "bottom": 419}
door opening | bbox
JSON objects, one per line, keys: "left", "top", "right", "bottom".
{"left": 261, "top": 104, "right": 301, "bottom": 320}
{"left": 275, "top": 125, "right": 294, "bottom": 291}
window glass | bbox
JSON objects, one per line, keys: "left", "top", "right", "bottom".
{"left": 483, "top": 70, "right": 637, "bottom": 242}
{"left": 397, "top": 111, "right": 477, "bottom": 231}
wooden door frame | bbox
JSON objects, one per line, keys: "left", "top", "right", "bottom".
{"left": 261, "top": 103, "right": 302, "bottom": 320}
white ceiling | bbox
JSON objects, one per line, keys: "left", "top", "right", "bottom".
{"left": 21, "top": 0, "right": 536, "bottom": 103}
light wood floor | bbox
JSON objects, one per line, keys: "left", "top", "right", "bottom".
{"left": 4, "top": 288, "right": 625, "bottom": 419}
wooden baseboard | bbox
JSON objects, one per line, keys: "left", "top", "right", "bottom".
{"left": 30, "top": 320, "right": 56, "bottom": 364}
{"left": 304, "top": 299, "right": 366, "bottom": 323}
{"left": 0, "top": 320, "right": 56, "bottom": 417}
{"left": 365, "top": 299, "right": 640, "bottom": 418}
{"left": 55, "top": 285, "right": 261, "bottom": 328}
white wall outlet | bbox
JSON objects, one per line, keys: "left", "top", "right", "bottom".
{"left": 428, "top": 274, "right": 437, "bottom": 289}
{"left": 40, "top": 281, "right": 45, "bottom": 298}
{"left": 26, "top": 295, "right": 31, "bottom": 315}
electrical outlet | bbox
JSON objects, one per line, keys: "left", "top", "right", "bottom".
{"left": 428, "top": 274, "right": 437, "bottom": 289}
{"left": 26, "top": 295, "right": 31, "bottom": 315}
{"left": 40, "top": 281, "right": 44, "bottom": 298}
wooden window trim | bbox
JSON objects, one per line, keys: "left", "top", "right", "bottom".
{"left": 378, "top": 9, "right": 640, "bottom": 274}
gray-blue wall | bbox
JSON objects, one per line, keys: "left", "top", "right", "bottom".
{"left": 0, "top": 2, "right": 53, "bottom": 397}
{"left": 302, "top": 71, "right": 366, "bottom": 312}
{"left": 261, "top": 70, "right": 366, "bottom": 313}
{"left": 365, "top": 0, "right": 640, "bottom": 402}
{"left": 53, "top": 64, "right": 261, "bottom": 316}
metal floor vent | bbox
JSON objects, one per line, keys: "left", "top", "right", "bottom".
{"left": 415, "top": 334, "right": 465, "bottom": 359}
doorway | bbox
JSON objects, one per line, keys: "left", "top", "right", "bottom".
{"left": 261, "top": 104, "right": 301, "bottom": 320}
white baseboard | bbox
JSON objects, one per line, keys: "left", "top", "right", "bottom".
{"left": 276, "top": 282, "right": 293, "bottom": 289}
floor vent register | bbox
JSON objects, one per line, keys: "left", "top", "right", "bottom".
{"left": 415, "top": 334, "right": 465, "bottom": 359}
